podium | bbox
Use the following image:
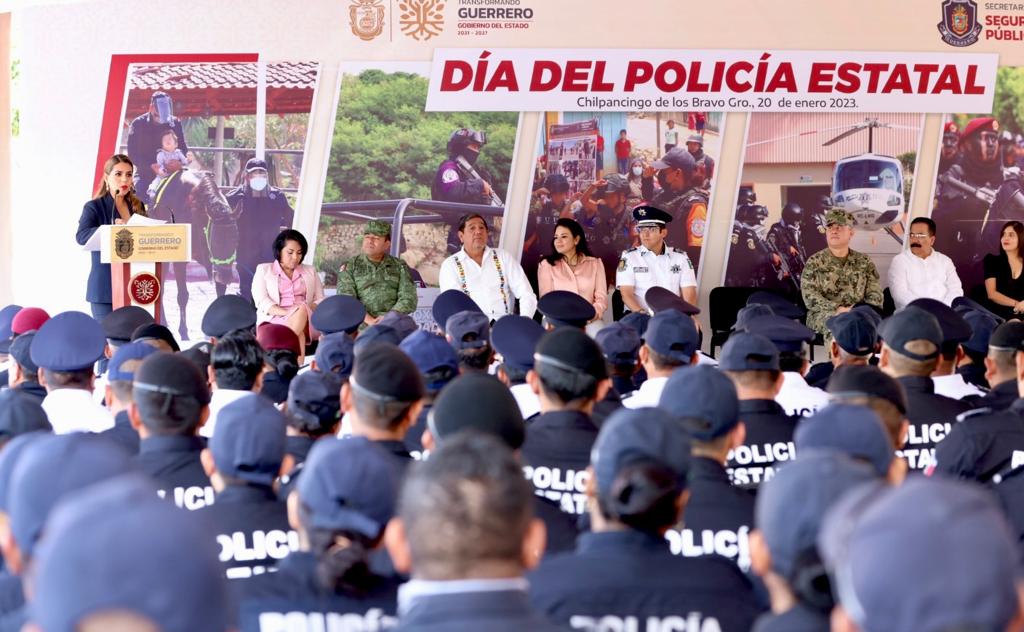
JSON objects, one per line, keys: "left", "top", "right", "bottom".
{"left": 98, "top": 224, "right": 192, "bottom": 321}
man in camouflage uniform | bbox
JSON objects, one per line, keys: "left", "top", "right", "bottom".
{"left": 337, "top": 220, "right": 418, "bottom": 326}
{"left": 801, "top": 209, "right": 883, "bottom": 338}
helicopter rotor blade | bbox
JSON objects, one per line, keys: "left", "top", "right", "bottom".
{"left": 823, "top": 126, "right": 867, "bottom": 146}
{"left": 746, "top": 124, "right": 864, "bottom": 148}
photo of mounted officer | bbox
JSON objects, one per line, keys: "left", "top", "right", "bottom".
{"left": 931, "top": 67, "right": 1024, "bottom": 317}
{"left": 312, "top": 62, "right": 521, "bottom": 326}
{"left": 113, "top": 61, "right": 320, "bottom": 340}
{"left": 524, "top": 112, "right": 724, "bottom": 321}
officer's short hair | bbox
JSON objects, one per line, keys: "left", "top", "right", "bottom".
{"left": 457, "top": 214, "right": 488, "bottom": 233}
{"left": 13, "top": 358, "right": 39, "bottom": 385}
{"left": 910, "top": 217, "right": 936, "bottom": 236}
{"left": 272, "top": 229, "right": 309, "bottom": 264}
{"left": 884, "top": 345, "right": 937, "bottom": 377}
{"left": 778, "top": 350, "right": 807, "bottom": 373}
{"left": 499, "top": 362, "right": 529, "bottom": 384}
{"left": 723, "top": 369, "right": 780, "bottom": 391}
{"left": 989, "top": 348, "right": 1017, "bottom": 378}
{"left": 350, "top": 389, "right": 416, "bottom": 432}
{"left": 646, "top": 347, "right": 686, "bottom": 372}
{"left": 42, "top": 368, "right": 93, "bottom": 390}
{"left": 398, "top": 431, "right": 533, "bottom": 580}
{"left": 210, "top": 331, "right": 264, "bottom": 391}
{"left": 109, "top": 380, "right": 133, "bottom": 406}
{"left": 606, "top": 360, "right": 637, "bottom": 379}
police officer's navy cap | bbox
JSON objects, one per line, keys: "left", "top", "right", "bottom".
{"left": 644, "top": 309, "right": 699, "bottom": 364}
{"left": 631, "top": 205, "right": 673, "bottom": 227}
{"left": 827, "top": 364, "right": 908, "bottom": 415}
{"left": 650, "top": 146, "right": 696, "bottom": 174}
{"left": 832, "top": 477, "right": 1019, "bottom": 632}
{"left": 878, "top": 306, "right": 942, "bottom": 361}
{"left": 9, "top": 332, "right": 39, "bottom": 376}
{"left": 0, "top": 390, "right": 51, "bottom": 440}
{"left": 210, "top": 394, "right": 286, "bottom": 486}
{"left": 364, "top": 219, "right": 392, "bottom": 238}
{"left": 825, "top": 312, "right": 876, "bottom": 356}
{"left": 30, "top": 474, "right": 229, "bottom": 632}
{"left": 645, "top": 286, "right": 700, "bottom": 316}
{"left": 755, "top": 450, "right": 878, "bottom": 582}
{"left": 298, "top": 436, "right": 400, "bottom": 538}
{"left": 850, "top": 303, "right": 883, "bottom": 329}
{"left": 446, "top": 310, "right": 490, "bottom": 351}
{"left": 354, "top": 324, "right": 401, "bottom": 356}
{"left": 952, "top": 295, "right": 1002, "bottom": 322}
{"left": 9, "top": 433, "right": 134, "bottom": 558}
{"left": 107, "top": 341, "right": 159, "bottom": 383}
{"left": 747, "top": 291, "right": 805, "bottom": 320}
{"left": 719, "top": 332, "right": 780, "bottom": 372}
{"left": 30, "top": 311, "right": 106, "bottom": 371}
{"left": 10, "top": 307, "right": 49, "bottom": 336}
{"left": 287, "top": 371, "right": 342, "bottom": 430}
{"left": 732, "top": 303, "right": 775, "bottom": 332}
{"left": 960, "top": 308, "right": 1001, "bottom": 356}
{"left": 744, "top": 314, "right": 814, "bottom": 354}
{"left": 686, "top": 134, "right": 704, "bottom": 145}
{"left": 201, "top": 294, "right": 257, "bottom": 338}
{"left": 102, "top": 305, "right": 154, "bottom": 343}
{"left": 534, "top": 327, "right": 608, "bottom": 381}
{"left": 908, "top": 297, "right": 971, "bottom": 344}
{"left": 595, "top": 322, "right": 642, "bottom": 365}
{"left": 378, "top": 311, "right": 418, "bottom": 341}
{"left": 659, "top": 365, "right": 740, "bottom": 440}
{"left": 592, "top": 407, "right": 691, "bottom": 501}
{"left": 399, "top": 330, "right": 458, "bottom": 390}
{"left": 491, "top": 315, "right": 543, "bottom": 371}
{"left": 0, "top": 433, "right": 47, "bottom": 512}
{"left": 619, "top": 311, "right": 651, "bottom": 338}
{"left": 432, "top": 290, "right": 483, "bottom": 332}
{"left": 131, "top": 322, "right": 180, "bottom": 352}
{"left": 134, "top": 351, "right": 211, "bottom": 406}
{"left": 0, "top": 304, "right": 22, "bottom": 353}
{"left": 987, "top": 320, "right": 1024, "bottom": 352}
{"left": 245, "top": 157, "right": 269, "bottom": 172}
{"left": 311, "top": 294, "right": 366, "bottom": 336}
{"left": 538, "top": 290, "right": 596, "bottom": 328}
{"left": 350, "top": 342, "right": 424, "bottom": 405}
{"left": 795, "top": 404, "right": 893, "bottom": 477}
{"left": 430, "top": 374, "right": 525, "bottom": 449}
{"left": 315, "top": 332, "right": 356, "bottom": 376}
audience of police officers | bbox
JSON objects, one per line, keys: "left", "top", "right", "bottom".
{"left": 12, "top": 189, "right": 1024, "bottom": 632}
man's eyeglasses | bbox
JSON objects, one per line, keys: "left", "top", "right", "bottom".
{"left": 908, "top": 233, "right": 931, "bottom": 239}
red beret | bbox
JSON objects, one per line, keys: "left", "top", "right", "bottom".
{"left": 11, "top": 307, "right": 50, "bottom": 335}
{"left": 943, "top": 121, "right": 958, "bottom": 135}
{"left": 257, "top": 323, "right": 301, "bottom": 355}
{"left": 959, "top": 117, "right": 998, "bottom": 143}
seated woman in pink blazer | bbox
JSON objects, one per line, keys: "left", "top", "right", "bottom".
{"left": 537, "top": 218, "right": 608, "bottom": 322}
{"left": 252, "top": 229, "right": 325, "bottom": 348}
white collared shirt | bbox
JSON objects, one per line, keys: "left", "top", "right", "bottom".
{"left": 887, "top": 248, "right": 963, "bottom": 310}
{"left": 510, "top": 382, "right": 541, "bottom": 420}
{"left": 438, "top": 247, "right": 538, "bottom": 321}
{"left": 41, "top": 389, "right": 115, "bottom": 434}
{"left": 200, "top": 389, "right": 255, "bottom": 438}
{"left": 398, "top": 578, "right": 530, "bottom": 616}
{"left": 616, "top": 245, "right": 697, "bottom": 312}
{"left": 622, "top": 376, "right": 669, "bottom": 409}
{"left": 932, "top": 373, "right": 986, "bottom": 400}
{"left": 775, "top": 372, "right": 829, "bottom": 418}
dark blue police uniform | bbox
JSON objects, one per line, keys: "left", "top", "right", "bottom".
{"left": 397, "top": 588, "right": 565, "bottom": 632}
{"left": 134, "top": 435, "right": 213, "bottom": 511}
{"left": 521, "top": 411, "right": 599, "bottom": 517}
{"left": 932, "top": 399, "right": 1024, "bottom": 481}
{"left": 729, "top": 399, "right": 798, "bottom": 488}
{"left": 195, "top": 484, "right": 295, "bottom": 580}
{"left": 965, "top": 379, "right": 1018, "bottom": 411}
{"left": 278, "top": 435, "right": 316, "bottom": 501}
{"left": 673, "top": 456, "right": 756, "bottom": 569}
{"left": 896, "top": 375, "right": 970, "bottom": 472}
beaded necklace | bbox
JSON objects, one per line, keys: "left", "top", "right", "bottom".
{"left": 455, "top": 249, "right": 509, "bottom": 313}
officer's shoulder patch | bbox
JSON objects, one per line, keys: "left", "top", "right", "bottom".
{"left": 617, "top": 258, "right": 627, "bottom": 271}
{"left": 731, "top": 233, "right": 738, "bottom": 245}
{"left": 441, "top": 168, "right": 460, "bottom": 184}
{"left": 956, "top": 407, "right": 992, "bottom": 422}
{"left": 747, "top": 238, "right": 755, "bottom": 250}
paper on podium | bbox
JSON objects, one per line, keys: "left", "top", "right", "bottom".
{"left": 127, "top": 215, "right": 167, "bottom": 226}
{"left": 81, "top": 215, "right": 168, "bottom": 251}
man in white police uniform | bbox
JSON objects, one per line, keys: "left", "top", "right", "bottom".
{"left": 617, "top": 205, "right": 697, "bottom": 315}
{"left": 439, "top": 213, "right": 537, "bottom": 322}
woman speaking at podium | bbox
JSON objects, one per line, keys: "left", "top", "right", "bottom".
{"left": 76, "top": 154, "right": 148, "bottom": 319}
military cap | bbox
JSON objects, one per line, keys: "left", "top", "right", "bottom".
{"left": 989, "top": 320, "right": 1024, "bottom": 352}
{"left": 430, "top": 373, "right": 525, "bottom": 449}
{"left": 631, "top": 205, "right": 673, "bottom": 227}
{"left": 534, "top": 327, "right": 608, "bottom": 381}
{"left": 354, "top": 324, "right": 401, "bottom": 356}
{"left": 959, "top": 116, "right": 997, "bottom": 143}
{"left": 827, "top": 364, "right": 908, "bottom": 415}
{"left": 431, "top": 289, "right": 482, "bottom": 331}
{"left": 591, "top": 407, "right": 691, "bottom": 502}
{"left": 446, "top": 310, "right": 490, "bottom": 351}
{"left": 10, "top": 307, "right": 49, "bottom": 336}
{"left": 9, "top": 433, "right": 134, "bottom": 558}
{"left": 732, "top": 303, "right": 775, "bottom": 332}
{"left": 644, "top": 309, "right": 699, "bottom": 364}
{"left": 314, "top": 332, "right": 356, "bottom": 376}
{"left": 602, "top": 173, "right": 629, "bottom": 194}
{"left": 491, "top": 315, "right": 543, "bottom": 371}
{"left": 650, "top": 146, "right": 696, "bottom": 175}
{"left": 0, "top": 433, "right": 47, "bottom": 512}
{"left": 378, "top": 311, "right": 418, "bottom": 341}
{"left": 0, "top": 304, "right": 22, "bottom": 353}
{"left": 538, "top": 290, "right": 596, "bottom": 328}
{"left": 364, "top": 219, "right": 392, "bottom": 239}
{"left": 960, "top": 308, "right": 1001, "bottom": 356}
{"left": 107, "top": 341, "right": 159, "bottom": 383}
{"left": 685, "top": 134, "right": 704, "bottom": 145}
{"left": 210, "top": 395, "right": 286, "bottom": 486}
{"left": 256, "top": 323, "right": 302, "bottom": 356}
{"left": 543, "top": 173, "right": 570, "bottom": 193}
{"left": 747, "top": 291, "right": 804, "bottom": 320}
{"left": 0, "top": 390, "right": 51, "bottom": 440}
{"left": 201, "top": 295, "right": 257, "bottom": 338}
{"left": 286, "top": 371, "right": 342, "bottom": 432}
{"left": 795, "top": 404, "right": 894, "bottom": 477}
{"left": 719, "top": 332, "right": 780, "bottom": 372}
{"left": 659, "top": 365, "right": 740, "bottom": 440}
{"left": 619, "top": 311, "right": 651, "bottom": 338}
{"left": 828, "top": 477, "right": 1018, "bottom": 632}
{"left": 595, "top": 322, "right": 642, "bottom": 366}
{"left": 131, "top": 322, "right": 180, "bottom": 352}
{"left": 310, "top": 294, "right": 365, "bottom": 335}
{"left": 31, "top": 474, "right": 229, "bottom": 632}
{"left": 755, "top": 451, "right": 878, "bottom": 582}
{"left": 943, "top": 120, "right": 959, "bottom": 136}
{"left": 908, "top": 297, "right": 971, "bottom": 344}
{"left": 400, "top": 330, "right": 459, "bottom": 391}
{"left": 745, "top": 314, "right": 814, "bottom": 353}
{"left": 825, "top": 312, "right": 877, "bottom": 356}
{"left": 645, "top": 286, "right": 700, "bottom": 316}
{"left": 350, "top": 342, "right": 424, "bottom": 405}
{"left": 102, "top": 306, "right": 154, "bottom": 343}
{"left": 30, "top": 311, "right": 106, "bottom": 371}
{"left": 9, "top": 332, "right": 38, "bottom": 377}
{"left": 134, "top": 351, "right": 211, "bottom": 406}
{"left": 825, "top": 208, "right": 854, "bottom": 226}
{"left": 298, "top": 436, "right": 399, "bottom": 537}
{"left": 244, "top": 157, "right": 268, "bottom": 172}
{"left": 878, "top": 306, "right": 942, "bottom": 361}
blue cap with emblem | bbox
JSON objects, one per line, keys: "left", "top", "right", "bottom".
{"left": 200, "top": 294, "right": 257, "bottom": 338}
{"left": 645, "top": 286, "right": 700, "bottom": 316}
{"left": 595, "top": 322, "right": 642, "bottom": 366}
{"left": 107, "top": 341, "right": 159, "bottom": 383}
{"left": 0, "top": 305, "right": 22, "bottom": 354}
{"left": 631, "top": 205, "right": 673, "bottom": 227}
{"left": 643, "top": 309, "right": 698, "bottom": 364}
{"left": 537, "top": 290, "right": 596, "bottom": 328}
{"left": 719, "top": 332, "right": 780, "bottom": 371}
{"left": 747, "top": 291, "right": 805, "bottom": 320}
{"left": 591, "top": 406, "right": 691, "bottom": 501}
{"left": 658, "top": 365, "right": 740, "bottom": 440}
{"left": 400, "top": 330, "right": 459, "bottom": 392}
{"left": 314, "top": 332, "right": 356, "bottom": 376}
{"left": 908, "top": 297, "right": 972, "bottom": 346}
{"left": 431, "top": 289, "right": 482, "bottom": 331}
{"left": 795, "top": 403, "right": 894, "bottom": 477}
{"left": 310, "top": 295, "right": 365, "bottom": 336}
{"left": 491, "top": 315, "right": 543, "bottom": 371}
{"left": 30, "top": 311, "right": 106, "bottom": 371}
{"left": 825, "top": 312, "right": 877, "bottom": 356}
{"left": 745, "top": 314, "right": 815, "bottom": 354}
{"left": 210, "top": 394, "right": 286, "bottom": 486}
{"left": 878, "top": 306, "right": 942, "bottom": 361}
{"left": 445, "top": 310, "right": 490, "bottom": 351}
{"left": 286, "top": 371, "right": 342, "bottom": 434}
{"left": 733, "top": 303, "right": 775, "bottom": 332}
{"left": 960, "top": 308, "right": 1001, "bottom": 356}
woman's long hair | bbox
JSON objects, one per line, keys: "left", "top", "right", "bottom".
{"left": 543, "top": 218, "right": 593, "bottom": 266}
{"left": 1000, "top": 220, "right": 1024, "bottom": 260}
{"left": 94, "top": 154, "right": 147, "bottom": 216}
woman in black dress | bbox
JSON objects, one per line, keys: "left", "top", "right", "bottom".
{"left": 984, "top": 220, "right": 1024, "bottom": 320}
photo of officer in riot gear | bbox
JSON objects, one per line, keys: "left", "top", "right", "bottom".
{"left": 125, "top": 91, "right": 191, "bottom": 203}
{"left": 727, "top": 203, "right": 786, "bottom": 290}
{"left": 768, "top": 202, "right": 809, "bottom": 291}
